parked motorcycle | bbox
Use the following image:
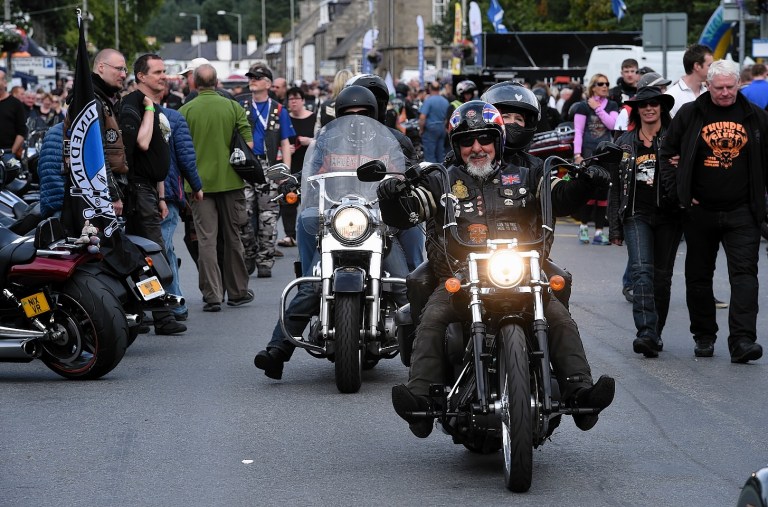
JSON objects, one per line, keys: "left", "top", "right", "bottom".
{"left": 0, "top": 217, "right": 128, "bottom": 379}
{"left": 275, "top": 116, "right": 407, "bottom": 393}
{"left": 358, "top": 141, "right": 622, "bottom": 491}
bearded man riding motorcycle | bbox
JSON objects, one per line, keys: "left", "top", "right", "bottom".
{"left": 377, "top": 90, "right": 616, "bottom": 438}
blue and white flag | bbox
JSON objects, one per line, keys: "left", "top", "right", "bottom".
{"left": 62, "top": 10, "right": 118, "bottom": 238}
{"left": 612, "top": 0, "right": 627, "bottom": 21}
{"left": 487, "top": 0, "right": 508, "bottom": 34}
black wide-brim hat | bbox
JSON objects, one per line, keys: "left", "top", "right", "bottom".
{"left": 624, "top": 86, "right": 675, "bottom": 112}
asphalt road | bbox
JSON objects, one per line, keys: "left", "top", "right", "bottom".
{"left": 1, "top": 220, "right": 767, "bottom": 506}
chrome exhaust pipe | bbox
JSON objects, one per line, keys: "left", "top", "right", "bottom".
{"left": 0, "top": 325, "right": 46, "bottom": 339}
{"left": 126, "top": 314, "right": 140, "bottom": 326}
{"left": 0, "top": 339, "right": 38, "bottom": 360}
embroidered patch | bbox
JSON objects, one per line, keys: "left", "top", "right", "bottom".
{"left": 467, "top": 223, "right": 488, "bottom": 244}
{"left": 105, "top": 128, "right": 118, "bottom": 144}
{"left": 452, "top": 179, "right": 469, "bottom": 199}
{"left": 501, "top": 173, "right": 520, "bottom": 185}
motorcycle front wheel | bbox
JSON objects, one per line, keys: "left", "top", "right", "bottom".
{"left": 42, "top": 272, "right": 129, "bottom": 380}
{"left": 333, "top": 293, "right": 362, "bottom": 393}
{"left": 499, "top": 324, "right": 533, "bottom": 492}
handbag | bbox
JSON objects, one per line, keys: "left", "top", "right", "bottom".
{"left": 229, "top": 103, "right": 266, "bottom": 185}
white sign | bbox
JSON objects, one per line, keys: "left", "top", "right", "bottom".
{"left": 753, "top": 39, "right": 768, "bottom": 58}
{"left": 11, "top": 56, "right": 57, "bottom": 77}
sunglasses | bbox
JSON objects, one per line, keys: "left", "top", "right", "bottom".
{"left": 457, "top": 133, "right": 495, "bottom": 147}
{"left": 594, "top": 82, "right": 609, "bottom": 87}
{"left": 636, "top": 100, "right": 660, "bottom": 108}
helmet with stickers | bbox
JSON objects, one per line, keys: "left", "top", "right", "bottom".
{"left": 448, "top": 100, "right": 506, "bottom": 165}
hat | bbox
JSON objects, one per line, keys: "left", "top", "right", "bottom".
{"left": 180, "top": 57, "right": 211, "bottom": 76}
{"left": 245, "top": 64, "right": 273, "bottom": 81}
{"left": 637, "top": 72, "right": 672, "bottom": 89}
{"left": 625, "top": 86, "right": 675, "bottom": 111}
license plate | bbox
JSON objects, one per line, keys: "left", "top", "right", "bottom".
{"left": 21, "top": 292, "right": 51, "bottom": 318}
{"left": 137, "top": 276, "right": 165, "bottom": 301}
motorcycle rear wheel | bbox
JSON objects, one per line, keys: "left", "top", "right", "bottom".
{"left": 334, "top": 293, "right": 362, "bottom": 393}
{"left": 499, "top": 324, "right": 533, "bottom": 492}
{"left": 42, "top": 272, "right": 128, "bottom": 380}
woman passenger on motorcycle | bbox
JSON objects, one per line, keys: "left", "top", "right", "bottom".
{"left": 253, "top": 85, "right": 409, "bottom": 380}
{"left": 607, "top": 86, "right": 681, "bottom": 358}
{"left": 377, "top": 99, "right": 615, "bottom": 438}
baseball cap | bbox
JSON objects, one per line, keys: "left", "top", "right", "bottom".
{"left": 245, "top": 64, "right": 273, "bottom": 81}
{"left": 180, "top": 57, "right": 211, "bottom": 76}
{"left": 637, "top": 72, "right": 672, "bottom": 89}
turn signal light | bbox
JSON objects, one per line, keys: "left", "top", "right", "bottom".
{"left": 550, "top": 275, "right": 565, "bottom": 292}
{"left": 145, "top": 256, "right": 154, "bottom": 267}
{"left": 445, "top": 277, "right": 462, "bottom": 293}
{"left": 285, "top": 192, "right": 299, "bottom": 205}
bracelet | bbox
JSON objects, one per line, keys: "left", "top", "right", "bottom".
{"left": 158, "top": 197, "right": 165, "bottom": 201}
{"left": 145, "top": 106, "right": 155, "bottom": 112}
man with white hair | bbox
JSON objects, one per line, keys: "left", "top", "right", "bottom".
{"left": 660, "top": 59, "right": 768, "bottom": 363}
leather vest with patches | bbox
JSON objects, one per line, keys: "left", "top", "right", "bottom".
{"left": 64, "top": 96, "right": 128, "bottom": 175}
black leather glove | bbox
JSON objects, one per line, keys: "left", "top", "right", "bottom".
{"left": 377, "top": 178, "right": 404, "bottom": 201}
{"left": 581, "top": 165, "right": 611, "bottom": 188}
{"left": 277, "top": 180, "right": 298, "bottom": 195}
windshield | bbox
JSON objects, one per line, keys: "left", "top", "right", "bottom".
{"left": 300, "top": 116, "right": 404, "bottom": 213}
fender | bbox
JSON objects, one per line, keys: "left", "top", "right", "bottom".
{"left": 332, "top": 267, "right": 366, "bottom": 293}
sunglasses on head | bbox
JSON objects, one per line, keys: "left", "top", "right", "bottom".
{"left": 636, "top": 100, "right": 660, "bottom": 108}
{"left": 457, "top": 133, "right": 495, "bottom": 148}
{"left": 594, "top": 81, "right": 609, "bottom": 87}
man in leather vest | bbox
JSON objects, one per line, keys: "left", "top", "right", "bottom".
{"left": 377, "top": 100, "right": 615, "bottom": 439}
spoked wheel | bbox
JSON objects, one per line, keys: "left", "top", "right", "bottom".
{"left": 42, "top": 273, "right": 128, "bottom": 380}
{"left": 499, "top": 324, "right": 533, "bottom": 492}
{"left": 334, "top": 293, "right": 362, "bottom": 393}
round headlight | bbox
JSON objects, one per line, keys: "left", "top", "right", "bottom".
{"left": 332, "top": 206, "right": 370, "bottom": 242}
{"left": 487, "top": 250, "right": 525, "bottom": 289}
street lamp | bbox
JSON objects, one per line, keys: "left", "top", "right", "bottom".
{"left": 179, "top": 12, "right": 202, "bottom": 58}
{"left": 216, "top": 10, "right": 242, "bottom": 63}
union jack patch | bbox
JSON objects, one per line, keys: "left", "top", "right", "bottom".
{"left": 501, "top": 174, "right": 520, "bottom": 185}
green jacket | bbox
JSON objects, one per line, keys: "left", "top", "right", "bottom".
{"left": 180, "top": 90, "right": 251, "bottom": 193}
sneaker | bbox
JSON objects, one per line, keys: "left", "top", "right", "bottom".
{"left": 254, "top": 348, "right": 286, "bottom": 379}
{"left": 592, "top": 233, "right": 609, "bottom": 245}
{"left": 391, "top": 384, "right": 433, "bottom": 438}
{"left": 203, "top": 302, "right": 222, "bottom": 312}
{"left": 578, "top": 226, "right": 589, "bottom": 244}
{"left": 714, "top": 297, "right": 729, "bottom": 309}
{"left": 622, "top": 286, "right": 633, "bottom": 303}
{"left": 569, "top": 375, "right": 615, "bottom": 431}
{"left": 257, "top": 266, "right": 272, "bottom": 278}
{"left": 228, "top": 289, "right": 254, "bottom": 307}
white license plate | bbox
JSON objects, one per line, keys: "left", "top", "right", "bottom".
{"left": 137, "top": 276, "right": 165, "bottom": 301}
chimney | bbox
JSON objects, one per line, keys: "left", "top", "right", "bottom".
{"left": 217, "top": 34, "right": 232, "bottom": 62}
{"left": 247, "top": 35, "right": 258, "bottom": 56}
{"left": 191, "top": 29, "right": 208, "bottom": 47}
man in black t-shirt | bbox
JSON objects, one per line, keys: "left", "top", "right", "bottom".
{"left": 120, "top": 53, "right": 185, "bottom": 336}
{"left": 660, "top": 60, "right": 768, "bottom": 363}
{"left": 0, "top": 70, "right": 27, "bottom": 161}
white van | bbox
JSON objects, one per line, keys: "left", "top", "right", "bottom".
{"left": 584, "top": 45, "right": 685, "bottom": 86}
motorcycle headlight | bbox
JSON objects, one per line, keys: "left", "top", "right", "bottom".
{"left": 331, "top": 206, "right": 370, "bottom": 243}
{"left": 487, "top": 250, "right": 525, "bottom": 289}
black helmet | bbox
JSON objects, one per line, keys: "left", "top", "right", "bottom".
{"left": 532, "top": 87, "right": 549, "bottom": 106}
{"left": 395, "top": 82, "right": 410, "bottom": 97}
{"left": 448, "top": 100, "right": 506, "bottom": 165}
{"left": 481, "top": 81, "right": 540, "bottom": 151}
{"left": 456, "top": 79, "right": 477, "bottom": 97}
{"left": 335, "top": 85, "right": 378, "bottom": 119}
{"left": 345, "top": 74, "right": 389, "bottom": 123}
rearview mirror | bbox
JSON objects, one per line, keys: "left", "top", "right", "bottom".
{"left": 356, "top": 160, "right": 388, "bottom": 182}
{"left": 591, "top": 141, "right": 624, "bottom": 165}
{"left": 265, "top": 163, "right": 291, "bottom": 181}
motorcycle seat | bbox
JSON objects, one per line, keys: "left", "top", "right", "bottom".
{"left": 0, "top": 230, "right": 35, "bottom": 285}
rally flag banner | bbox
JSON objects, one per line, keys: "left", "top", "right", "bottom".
{"left": 62, "top": 10, "right": 118, "bottom": 238}
{"left": 487, "top": 0, "right": 508, "bottom": 33}
{"left": 612, "top": 0, "right": 627, "bottom": 21}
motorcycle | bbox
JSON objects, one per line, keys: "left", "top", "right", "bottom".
{"left": 528, "top": 122, "right": 575, "bottom": 178}
{"left": 0, "top": 217, "right": 128, "bottom": 379}
{"left": 275, "top": 115, "right": 407, "bottom": 393}
{"left": 358, "top": 141, "right": 622, "bottom": 491}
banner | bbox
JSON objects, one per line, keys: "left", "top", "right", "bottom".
{"left": 612, "top": 0, "right": 627, "bottom": 21}
{"left": 487, "top": 0, "right": 508, "bottom": 33}
{"left": 469, "top": 2, "right": 483, "bottom": 67}
{"left": 416, "top": 15, "right": 424, "bottom": 87}
{"left": 61, "top": 10, "right": 118, "bottom": 238}
{"left": 361, "top": 28, "right": 378, "bottom": 74}
{"left": 451, "top": 2, "right": 462, "bottom": 75}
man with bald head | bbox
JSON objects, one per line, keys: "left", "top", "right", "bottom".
{"left": 180, "top": 64, "right": 254, "bottom": 312}
{"left": 0, "top": 70, "right": 27, "bottom": 162}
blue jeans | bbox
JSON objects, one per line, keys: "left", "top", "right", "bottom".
{"left": 683, "top": 204, "right": 761, "bottom": 348}
{"left": 623, "top": 211, "right": 682, "bottom": 340}
{"left": 160, "top": 202, "right": 188, "bottom": 316}
{"left": 396, "top": 227, "right": 425, "bottom": 272}
{"left": 421, "top": 127, "right": 446, "bottom": 164}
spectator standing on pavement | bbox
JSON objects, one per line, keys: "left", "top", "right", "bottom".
{"left": 271, "top": 77, "right": 288, "bottom": 105}
{"left": 419, "top": 81, "right": 450, "bottom": 163}
{"left": 659, "top": 60, "right": 766, "bottom": 363}
{"left": 666, "top": 44, "right": 713, "bottom": 118}
{"left": 180, "top": 64, "right": 254, "bottom": 312}
{"left": 239, "top": 64, "right": 295, "bottom": 278}
{"left": 608, "top": 87, "right": 682, "bottom": 358}
{"left": 0, "top": 69, "right": 27, "bottom": 162}
{"left": 279, "top": 86, "right": 315, "bottom": 247}
{"left": 318, "top": 68, "right": 354, "bottom": 128}
{"left": 572, "top": 73, "right": 619, "bottom": 245}
{"left": 609, "top": 58, "right": 640, "bottom": 106}
{"left": 614, "top": 72, "right": 671, "bottom": 133}
{"left": 120, "top": 53, "right": 186, "bottom": 335}
{"left": 740, "top": 63, "right": 768, "bottom": 109}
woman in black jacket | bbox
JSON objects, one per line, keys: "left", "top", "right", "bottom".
{"left": 608, "top": 86, "right": 682, "bottom": 358}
